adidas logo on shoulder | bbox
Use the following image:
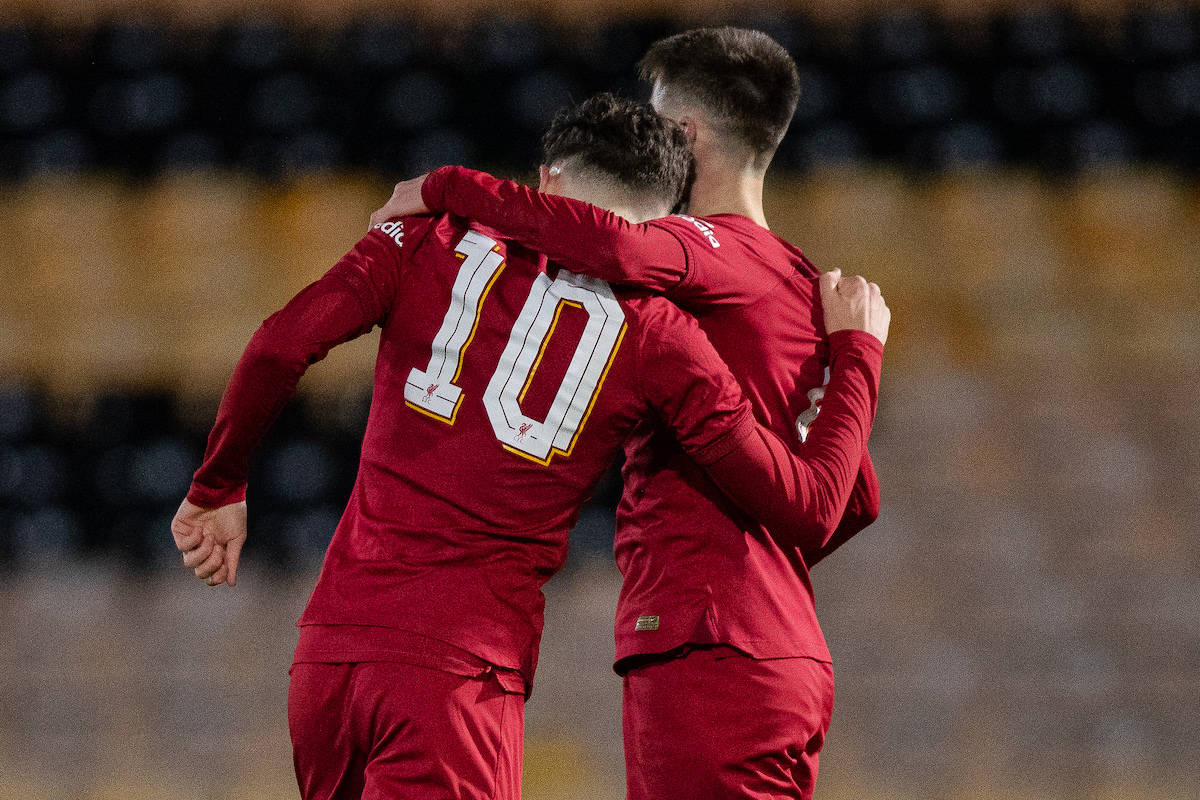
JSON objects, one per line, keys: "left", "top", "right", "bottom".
{"left": 675, "top": 214, "right": 720, "bottom": 249}
{"left": 372, "top": 219, "right": 405, "bottom": 248}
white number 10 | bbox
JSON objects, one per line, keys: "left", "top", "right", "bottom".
{"left": 404, "top": 230, "right": 505, "bottom": 422}
{"left": 405, "top": 232, "right": 626, "bottom": 464}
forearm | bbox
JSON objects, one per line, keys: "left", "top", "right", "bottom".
{"left": 188, "top": 275, "right": 377, "bottom": 507}
{"left": 802, "top": 450, "right": 880, "bottom": 567}
{"left": 704, "top": 331, "right": 883, "bottom": 550}
{"left": 187, "top": 331, "right": 306, "bottom": 507}
{"left": 422, "top": 166, "right": 688, "bottom": 291}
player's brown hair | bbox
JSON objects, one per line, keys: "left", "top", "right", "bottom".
{"left": 639, "top": 26, "right": 800, "bottom": 163}
{"left": 541, "top": 92, "right": 691, "bottom": 209}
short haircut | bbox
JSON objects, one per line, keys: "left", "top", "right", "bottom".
{"left": 541, "top": 92, "right": 691, "bottom": 209}
{"left": 639, "top": 26, "right": 800, "bottom": 161}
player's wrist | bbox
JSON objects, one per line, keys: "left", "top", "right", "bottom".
{"left": 828, "top": 330, "right": 884, "bottom": 375}
{"left": 186, "top": 480, "right": 248, "bottom": 509}
{"left": 829, "top": 328, "right": 883, "bottom": 352}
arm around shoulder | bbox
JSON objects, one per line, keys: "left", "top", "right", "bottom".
{"left": 701, "top": 328, "right": 884, "bottom": 550}
{"left": 423, "top": 166, "right": 690, "bottom": 292}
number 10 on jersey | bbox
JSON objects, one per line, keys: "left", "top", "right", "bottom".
{"left": 405, "top": 231, "right": 627, "bottom": 464}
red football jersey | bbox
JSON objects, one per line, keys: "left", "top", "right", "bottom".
{"left": 421, "top": 167, "right": 883, "bottom": 667}
{"left": 188, "top": 213, "right": 882, "bottom": 689}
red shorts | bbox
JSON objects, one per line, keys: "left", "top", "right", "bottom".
{"left": 289, "top": 661, "right": 524, "bottom": 800}
{"left": 622, "top": 646, "right": 835, "bottom": 800}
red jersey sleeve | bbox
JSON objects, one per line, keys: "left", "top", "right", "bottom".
{"left": 802, "top": 450, "right": 880, "bottom": 567}
{"left": 422, "top": 165, "right": 881, "bottom": 555}
{"left": 187, "top": 230, "right": 405, "bottom": 507}
{"left": 637, "top": 309, "right": 883, "bottom": 550}
{"left": 701, "top": 330, "right": 884, "bottom": 550}
{"left": 633, "top": 303, "right": 758, "bottom": 465}
{"left": 422, "top": 165, "right": 691, "bottom": 292}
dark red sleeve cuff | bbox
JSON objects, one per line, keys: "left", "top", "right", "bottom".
{"left": 828, "top": 329, "right": 884, "bottom": 369}
{"left": 689, "top": 406, "right": 758, "bottom": 466}
{"left": 421, "top": 166, "right": 454, "bottom": 212}
{"left": 186, "top": 481, "right": 247, "bottom": 509}
{"left": 653, "top": 222, "right": 695, "bottom": 294}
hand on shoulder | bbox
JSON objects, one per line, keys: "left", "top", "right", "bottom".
{"left": 818, "top": 268, "right": 890, "bottom": 346}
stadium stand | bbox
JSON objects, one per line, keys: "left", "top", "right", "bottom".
{"left": 0, "top": 7, "right": 1199, "bottom": 177}
{"left": 1, "top": 3, "right": 1197, "bottom": 799}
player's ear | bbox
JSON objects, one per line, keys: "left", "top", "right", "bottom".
{"left": 539, "top": 163, "right": 566, "bottom": 193}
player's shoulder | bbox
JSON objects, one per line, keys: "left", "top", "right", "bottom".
{"left": 664, "top": 213, "right": 821, "bottom": 278}
{"left": 367, "top": 213, "right": 521, "bottom": 262}
{"left": 365, "top": 212, "right": 440, "bottom": 255}
{"left": 653, "top": 213, "right": 725, "bottom": 252}
{"left": 717, "top": 215, "right": 821, "bottom": 273}
{"left": 618, "top": 292, "right": 703, "bottom": 343}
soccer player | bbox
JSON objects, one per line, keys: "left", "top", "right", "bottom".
{"left": 173, "top": 94, "right": 888, "bottom": 800}
{"left": 369, "top": 27, "right": 877, "bottom": 800}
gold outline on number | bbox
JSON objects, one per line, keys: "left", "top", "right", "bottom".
{"left": 406, "top": 259, "right": 506, "bottom": 426}
{"left": 518, "top": 298, "right": 582, "bottom": 403}
{"left": 405, "top": 396, "right": 465, "bottom": 426}
{"left": 502, "top": 322, "right": 628, "bottom": 467}
{"left": 453, "top": 260, "right": 506, "bottom": 384}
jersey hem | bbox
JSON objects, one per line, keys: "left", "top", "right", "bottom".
{"left": 613, "top": 635, "right": 833, "bottom": 675}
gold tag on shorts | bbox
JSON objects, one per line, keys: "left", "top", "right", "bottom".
{"left": 635, "top": 615, "right": 660, "bottom": 631}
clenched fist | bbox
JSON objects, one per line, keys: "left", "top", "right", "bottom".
{"left": 819, "top": 268, "right": 890, "bottom": 346}
{"left": 171, "top": 498, "right": 248, "bottom": 587}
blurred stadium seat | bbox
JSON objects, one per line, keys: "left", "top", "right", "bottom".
{"left": 1, "top": 6, "right": 1198, "bottom": 177}
{"left": 1, "top": 2, "right": 1197, "bottom": 799}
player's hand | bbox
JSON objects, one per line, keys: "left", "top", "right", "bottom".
{"left": 368, "top": 174, "right": 430, "bottom": 231}
{"left": 170, "top": 498, "right": 248, "bottom": 587}
{"left": 819, "top": 268, "right": 890, "bottom": 346}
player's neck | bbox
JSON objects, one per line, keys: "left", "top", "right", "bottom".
{"left": 604, "top": 203, "right": 656, "bottom": 224}
{"left": 563, "top": 185, "right": 661, "bottom": 224}
{"left": 544, "top": 166, "right": 666, "bottom": 224}
{"left": 687, "top": 157, "right": 769, "bottom": 229}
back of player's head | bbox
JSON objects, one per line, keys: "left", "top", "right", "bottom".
{"left": 639, "top": 26, "right": 800, "bottom": 166}
{"left": 540, "top": 92, "right": 691, "bottom": 211}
